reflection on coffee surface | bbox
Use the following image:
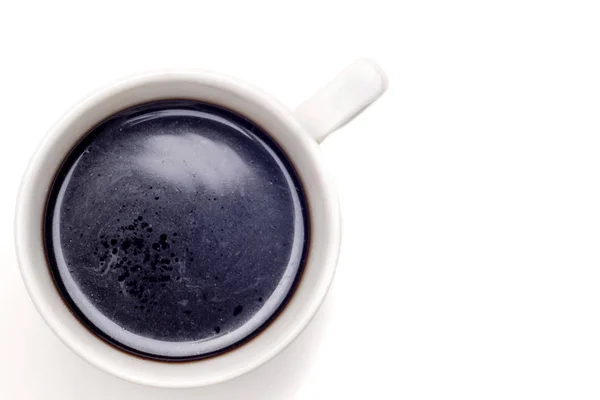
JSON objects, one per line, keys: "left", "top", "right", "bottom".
{"left": 44, "top": 100, "right": 309, "bottom": 360}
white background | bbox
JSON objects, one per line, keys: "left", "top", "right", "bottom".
{"left": 1, "top": 0, "right": 600, "bottom": 398}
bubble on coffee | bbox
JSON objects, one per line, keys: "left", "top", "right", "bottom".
{"left": 44, "top": 100, "right": 308, "bottom": 360}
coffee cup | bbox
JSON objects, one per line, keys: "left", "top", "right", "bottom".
{"left": 15, "top": 59, "right": 387, "bottom": 387}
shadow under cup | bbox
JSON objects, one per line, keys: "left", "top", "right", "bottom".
{"left": 42, "top": 99, "right": 310, "bottom": 362}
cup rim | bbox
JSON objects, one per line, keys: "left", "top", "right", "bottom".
{"left": 15, "top": 69, "right": 341, "bottom": 387}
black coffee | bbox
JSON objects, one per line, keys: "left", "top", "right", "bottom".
{"left": 44, "top": 100, "right": 308, "bottom": 360}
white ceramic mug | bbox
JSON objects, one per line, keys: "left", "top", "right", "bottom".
{"left": 15, "top": 59, "right": 387, "bottom": 388}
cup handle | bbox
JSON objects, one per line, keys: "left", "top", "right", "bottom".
{"left": 294, "top": 58, "right": 388, "bottom": 143}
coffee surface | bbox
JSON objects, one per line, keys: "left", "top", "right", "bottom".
{"left": 44, "top": 100, "right": 308, "bottom": 360}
